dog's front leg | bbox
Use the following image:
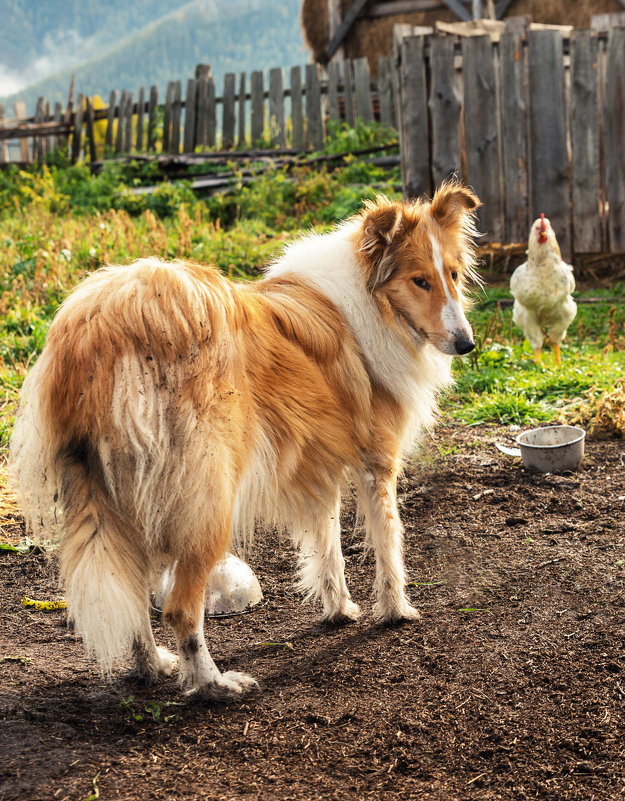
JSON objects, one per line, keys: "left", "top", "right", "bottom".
{"left": 163, "top": 552, "right": 259, "bottom": 701}
{"left": 359, "top": 466, "right": 420, "bottom": 623}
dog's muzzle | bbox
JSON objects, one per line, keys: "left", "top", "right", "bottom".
{"left": 454, "top": 335, "right": 475, "bottom": 355}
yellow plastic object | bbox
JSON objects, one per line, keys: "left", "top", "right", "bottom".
{"left": 21, "top": 596, "right": 67, "bottom": 611}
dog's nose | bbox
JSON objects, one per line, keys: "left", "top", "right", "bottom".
{"left": 454, "top": 336, "right": 475, "bottom": 355}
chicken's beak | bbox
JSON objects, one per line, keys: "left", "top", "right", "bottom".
{"left": 537, "top": 213, "right": 548, "bottom": 244}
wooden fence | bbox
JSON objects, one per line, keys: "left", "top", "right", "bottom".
{"left": 396, "top": 25, "right": 625, "bottom": 256}
{"left": 0, "top": 57, "right": 398, "bottom": 166}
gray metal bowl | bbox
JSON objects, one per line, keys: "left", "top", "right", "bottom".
{"left": 515, "top": 425, "right": 586, "bottom": 473}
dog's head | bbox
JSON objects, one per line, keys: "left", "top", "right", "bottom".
{"left": 358, "top": 181, "right": 481, "bottom": 357}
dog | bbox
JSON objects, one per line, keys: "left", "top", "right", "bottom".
{"left": 9, "top": 181, "right": 480, "bottom": 701}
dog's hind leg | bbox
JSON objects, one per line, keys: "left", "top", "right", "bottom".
{"left": 358, "top": 466, "right": 419, "bottom": 624}
{"left": 293, "top": 495, "right": 360, "bottom": 624}
{"left": 162, "top": 534, "right": 259, "bottom": 701}
{"left": 130, "top": 618, "right": 178, "bottom": 681}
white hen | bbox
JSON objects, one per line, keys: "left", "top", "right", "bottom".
{"left": 510, "top": 214, "right": 576, "bottom": 365}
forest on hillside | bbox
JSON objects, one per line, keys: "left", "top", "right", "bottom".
{"left": 0, "top": 0, "right": 308, "bottom": 112}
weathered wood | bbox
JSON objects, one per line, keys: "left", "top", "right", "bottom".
{"left": 462, "top": 35, "right": 504, "bottom": 242}
{"left": 269, "top": 68, "right": 286, "bottom": 147}
{"left": 377, "top": 56, "right": 395, "bottom": 127}
{"left": 14, "top": 101, "right": 30, "bottom": 162}
{"left": 570, "top": 30, "right": 601, "bottom": 252}
{"left": 326, "top": 0, "right": 374, "bottom": 60}
{"left": 500, "top": 32, "right": 529, "bottom": 243}
{"left": 115, "top": 91, "right": 126, "bottom": 154}
{"left": 183, "top": 79, "right": 197, "bottom": 153}
{"left": 305, "top": 63, "right": 324, "bottom": 149}
{"left": 206, "top": 77, "right": 216, "bottom": 147}
{"left": 327, "top": 62, "right": 340, "bottom": 122}
{"left": 124, "top": 91, "right": 134, "bottom": 153}
{"left": 441, "top": 0, "right": 472, "bottom": 21}
{"left": 163, "top": 82, "right": 175, "bottom": 153}
{"left": 0, "top": 106, "right": 8, "bottom": 163}
{"left": 353, "top": 58, "right": 373, "bottom": 122}
{"left": 251, "top": 71, "right": 264, "bottom": 144}
{"left": 85, "top": 96, "right": 97, "bottom": 163}
{"left": 105, "top": 90, "right": 117, "bottom": 153}
{"left": 33, "top": 97, "right": 44, "bottom": 162}
{"left": 72, "top": 94, "right": 84, "bottom": 163}
{"left": 428, "top": 35, "right": 462, "bottom": 186}
{"left": 290, "top": 66, "right": 304, "bottom": 149}
{"left": 222, "top": 73, "right": 236, "bottom": 149}
{"left": 136, "top": 87, "right": 145, "bottom": 152}
{"left": 53, "top": 101, "right": 64, "bottom": 150}
{"left": 399, "top": 36, "right": 430, "bottom": 199}
{"left": 171, "top": 81, "right": 182, "bottom": 154}
{"left": 528, "top": 29, "right": 571, "bottom": 258}
{"left": 343, "top": 60, "right": 355, "bottom": 127}
{"left": 147, "top": 85, "right": 158, "bottom": 151}
{"left": 196, "top": 78, "right": 208, "bottom": 149}
{"left": 604, "top": 26, "right": 625, "bottom": 253}
{"left": 238, "top": 73, "right": 246, "bottom": 146}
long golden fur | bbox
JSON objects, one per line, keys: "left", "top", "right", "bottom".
{"left": 10, "top": 182, "right": 480, "bottom": 700}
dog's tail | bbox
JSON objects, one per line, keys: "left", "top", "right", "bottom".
{"left": 9, "top": 357, "right": 151, "bottom": 675}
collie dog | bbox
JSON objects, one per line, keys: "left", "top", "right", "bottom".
{"left": 9, "top": 182, "right": 479, "bottom": 700}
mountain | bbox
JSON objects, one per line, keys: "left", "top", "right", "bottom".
{"left": 0, "top": 0, "right": 309, "bottom": 113}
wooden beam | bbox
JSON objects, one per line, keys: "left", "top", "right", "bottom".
{"left": 495, "top": 0, "right": 513, "bottom": 17}
{"left": 441, "top": 0, "right": 471, "bottom": 21}
{"left": 368, "top": 0, "right": 451, "bottom": 15}
{"left": 326, "top": 0, "right": 375, "bottom": 60}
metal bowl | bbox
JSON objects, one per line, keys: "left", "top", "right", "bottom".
{"left": 515, "top": 425, "right": 586, "bottom": 473}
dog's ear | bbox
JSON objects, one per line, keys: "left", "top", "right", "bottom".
{"left": 430, "top": 181, "right": 481, "bottom": 228}
{"left": 361, "top": 199, "right": 416, "bottom": 290}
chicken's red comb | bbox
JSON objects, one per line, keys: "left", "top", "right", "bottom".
{"left": 540, "top": 213, "right": 546, "bottom": 231}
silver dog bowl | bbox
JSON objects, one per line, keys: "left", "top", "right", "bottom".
{"left": 515, "top": 425, "right": 586, "bottom": 473}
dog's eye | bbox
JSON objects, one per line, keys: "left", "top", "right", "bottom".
{"left": 412, "top": 277, "right": 430, "bottom": 291}
{"left": 451, "top": 270, "right": 459, "bottom": 282}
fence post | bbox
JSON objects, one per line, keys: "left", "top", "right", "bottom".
{"left": 238, "top": 73, "right": 247, "bottom": 147}
{"left": 183, "top": 79, "right": 197, "bottom": 153}
{"left": 462, "top": 34, "right": 504, "bottom": 243}
{"left": 353, "top": 58, "right": 372, "bottom": 123}
{"left": 85, "top": 96, "right": 97, "bottom": 163}
{"left": 136, "top": 87, "right": 145, "bottom": 152}
{"left": 377, "top": 56, "right": 395, "bottom": 128}
{"left": 71, "top": 94, "right": 84, "bottom": 164}
{"left": 222, "top": 73, "right": 236, "bottom": 149}
{"left": 528, "top": 29, "right": 571, "bottom": 259}
{"left": 269, "top": 67, "right": 286, "bottom": 147}
{"left": 428, "top": 36, "right": 462, "bottom": 186}
{"left": 171, "top": 81, "right": 182, "bottom": 153}
{"left": 290, "top": 66, "right": 304, "bottom": 149}
{"left": 0, "top": 105, "right": 8, "bottom": 163}
{"left": 399, "top": 35, "right": 430, "bottom": 200}
{"left": 305, "top": 63, "right": 324, "bottom": 149}
{"left": 604, "top": 26, "right": 625, "bottom": 253}
{"left": 14, "top": 102, "right": 29, "bottom": 163}
{"left": 251, "top": 71, "right": 264, "bottom": 144}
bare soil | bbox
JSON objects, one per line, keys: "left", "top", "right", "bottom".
{"left": 1, "top": 424, "right": 624, "bottom": 801}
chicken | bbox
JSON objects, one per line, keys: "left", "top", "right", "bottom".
{"left": 510, "top": 214, "right": 576, "bottom": 366}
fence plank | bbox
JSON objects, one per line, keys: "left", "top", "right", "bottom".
{"left": 14, "top": 101, "right": 29, "bottom": 162}
{"left": 327, "top": 62, "right": 340, "bottom": 122}
{"left": 136, "top": 87, "right": 145, "bottom": 152}
{"left": 105, "top": 90, "right": 117, "bottom": 152}
{"left": 0, "top": 106, "right": 8, "bottom": 163}
{"left": 305, "top": 63, "right": 324, "bottom": 149}
{"left": 462, "top": 35, "right": 504, "bottom": 243}
{"left": 33, "top": 97, "right": 44, "bottom": 163}
{"left": 72, "top": 94, "right": 84, "bottom": 163}
{"left": 428, "top": 35, "right": 462, "bottom": 186}
{"left": 251, "top": 70, "right": 264, "bottom": 143}
{"left": 377, "top": 56, "right": 394, "bottom": 127}
{"left": 269, "top": 68, "right": 287, "bottom": 147}
{"left": 291, "top": 66, "right": 304, "bottom": 149}
{"left": 343, "top": 60, "right": 355, "bottom": 127}
{"left": 222, "top": 73, "right": 236, "bottom": 149}
{"left": 54, "top": 101, "right": 65, "bottom": 151}
{"left": 399, "top": 36, "right": 430, "bottom": 199}
{"left": 528, "top": 30, "right": 571, "bottom": 259}
{"left": 604, "top": 26, "right": 625, "bottom": 253}
{"left": 500, "top": 32, "right": 528, "bottom": 244}
{"left": 171, "top": 81, "right": 182, "bottom": 154}
{"left": 85, "top": 96, "right": 97, "bottom": 163}
{"left": 570, "top": 30, "right": 601, "bottom": 253}
{"left": 147, "top": 85, "right": 158, "bottom": 151}
{"left": 238, "top": 73, "right": 246, "bottom": 146}
{"left": 124, "top": 91, "right": 134, "bottom": 153}
{"left": 353, "top": 58, "right": 372, "bottom": 123}
{"left": 183, "top": 79, "right": 197, "bottom": 153}
{"left": 162, "top": 82, "right": 174, "bottom": 153}
{"left": 206, "top": 77, "right": 216, "bottom": 147}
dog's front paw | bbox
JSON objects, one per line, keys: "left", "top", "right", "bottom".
{"left": 187, "top": 671, "right": 260, "bottom": 702}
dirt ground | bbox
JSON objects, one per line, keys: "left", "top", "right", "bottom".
{"left": 0, "top": 424, "right": 624, "bottom": 801}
